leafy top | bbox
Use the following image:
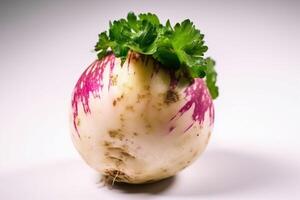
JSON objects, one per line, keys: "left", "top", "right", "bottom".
{"left": 95, "top": 12, "right": 218, "bottom": 99}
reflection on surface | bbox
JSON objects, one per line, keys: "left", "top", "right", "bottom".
{"left": 169, "top": 149, "right": 298, "bottom": 196}
{"left": 0, "top": 149, "right": 299, "bottom": 199}
{"left": 109, "top": 149, "right": 299, "bottom": 196}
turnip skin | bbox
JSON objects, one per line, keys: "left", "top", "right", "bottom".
{"left": 70, "top": 52, "right": 214, "bottom": 184}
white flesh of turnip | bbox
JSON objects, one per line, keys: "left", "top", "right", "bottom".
{"left": 70, "top": 52, "right": 214, "bottom": 184}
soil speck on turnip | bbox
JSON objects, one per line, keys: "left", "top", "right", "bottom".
{"left": 164, "top": 90, "right": 179, "bottom": 105}
{"left": 108, "top": 129, "right": 124, "bottom": 140}
{"left": 125, "top": 105, "right": 134, "bottom": 111}
{"left": 110, "top": 75, "right": 118, "bottom": 86}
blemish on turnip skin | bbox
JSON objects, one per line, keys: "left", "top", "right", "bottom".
{"left": 106, "top": 147, "right": 136, "bottom": 160}
{"left": 145, "top": 123, "right": 152, "bottom": 129}
{"left": 108, "top": 129, "right": 124, "bottom": 140}
{"left": 108, "top": 130, "right": 118, "bottom": 137}
{"left": 113, "top": 100, "right": 117, "bottom": 106}
{"left": 169, "top": 126, "right": 175, "bottom": 132}
{"left": 108, "top": 156, "right": 124, "bottom": 167}
{"left": 120, "top": 151, "right": 135, "bottom": 159}
{"left": 144, "top": 85, "right": 150, "bottom": 91}
{"left": 110, "top": 74, "right": 118, "bottom": 86}
{"left": 158, "top": 93, "right": 164, "bottom": 98}
{"left": 137, "top": 93, "right": 147, "bottom": 102}
{"left": 162, "top": 168, "right": 168, "bottom": 173}
{"left": 164, "top": 89, "right": 179, "bottom": 105}
{"left": 117, "top": 94, "right": 125, "bottom": 102}
{"left": 131, "top": 52, "right": 140, "bottom": 61}
{"left": 151, "top": 60, "right": 161, "bottom": 78}
{"left": 76, "top": 118, "right": 81, "bottom": 126}
{"left": 120, "top": 114, "right": 125, "bottom": 122}
{"left": 157, "top": 102, "right": 163, "bottom": 107}
{"left": 125, "top": 105, "right": 134, "bottom": 111}
{"left": 103, "top": 141, "right": 111, "bottom": 147}
{"left": 151, "top": 106, "right": 162, "bottom": 112}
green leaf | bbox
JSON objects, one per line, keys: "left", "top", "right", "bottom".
{"left": 153, "top": 46, "right": 180, "bottom": 69}
{"left": 94, "top": 12, "right": 219, "bottom": 99}
{"left": 204, "top": 58, "right": 219, "bottom": 99}
{"left": 170, "top": 20, "right": 208, "bottom": 65}
{"left": 138, "top": 13, "right": 160, "bottom": 25}
{"left": 165, "top": 20, "right": 173, "bottom": 32}
{"left": 130, "top": 20, "right": 158, "bottom": 53}
{"left": 127, "top": 12, "right": 139, "bottom": 31}
{"left": 95, "top": 32, "right": 110, "bottom": 59}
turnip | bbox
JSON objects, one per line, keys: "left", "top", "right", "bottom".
{"left": 70, "top": 12, "right": 218, "bottom": 184}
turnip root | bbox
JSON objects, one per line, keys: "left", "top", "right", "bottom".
{"left": 70, "top": 52, "right": 214, "bottom": 184}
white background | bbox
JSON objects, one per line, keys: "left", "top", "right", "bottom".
{"left": 0, "top": 0, "right": 300, "bottom": 199}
